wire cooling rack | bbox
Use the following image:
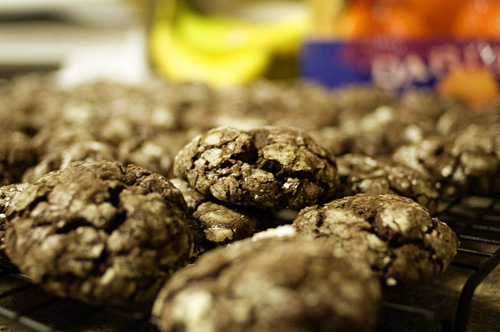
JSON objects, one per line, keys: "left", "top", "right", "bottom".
{"left": 0, "top": 271, "right": 158, "bottom": 331}
{"left": 0, "top": 196, "right": 499, "bottom": 332}
{"left": 377, "top": 195, "right": 500, "bottom": 332}
{"left": 437, "top": 195, "right": 500, "bottom": 332}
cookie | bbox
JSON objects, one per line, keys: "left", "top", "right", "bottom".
{"left": 0, "top": 183, "right": 29, "bottom": 269}
{"left": 30, "top": 124, "right": 97, "bottom": 156}
{"left": 398, "top": 89, "right": 449, "bottom": 123}
{"left": 168, "top": 81, "right": 217, "bottom": 131}
{"left": 5, "top": 161, "right": 192, "bottom": 306}
{"left": 174, "top": 126, "right": 339, "bottom": 210}
{"left": 333, "top": 84, "right": 396, "bottom": 123}
{"left": 213, "top": 80, "right": 340, "bottom": 131}
{"left": 63, "top": 78, "right": 178, "bottom": 143}
{"left": 22, "top": 140, "right": 117, "bottom": 183}
{"left": 0, "top": 73, "right": 60, "bottom": 135}
{"left": 170, "top": 178, "right": 269, "bottom": 259}
{"left": 117, "top": 130, "right": 200, "bottom": 179}
{"left": 397, "top": 88, "right": 475, "bottom": 134}
{"left": 0, "top": 131, "right": 38, "bottom": 185}
{"left": 312, "top": 105, "right": 432, "bottom": 157}
{"left": 392, "top": 123, "right": 500, "bottom": 199}
{"left": 335, "top": 154, "right": 439, "bottom": 214}
{"left": 152, "top": 234, "right": 381, "bottom": 332}
{"left": 292, "top": 194, "right": 459, "bottom": 283}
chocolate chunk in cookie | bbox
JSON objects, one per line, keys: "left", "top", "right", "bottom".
{"left": 292, "top": 194, "right": 459, "bottom": 283}
{"left": 174, "top": 126, "right": 339, "bottom": 210}
{"left": 336, "top": 154, "right": 439, "bottom": 214}
{"left": 171, "top": 178, "right": 270, "bottom": 259}
{"left": 152, "top": 234, "right": 381, "bottom": 332}
{"left": 5, "top": 161, "right": 192, "bottom": 306}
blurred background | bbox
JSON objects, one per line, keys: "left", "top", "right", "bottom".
{"left": 0, "top": 0, "right": 308, "bottom": 87}
{"left": 0, "top": 0, "right": 150, "bottom": 86}
{"left": 1, "top": 0, "right": 500, "bottom": 106}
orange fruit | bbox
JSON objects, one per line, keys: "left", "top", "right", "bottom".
{"left": 338, "top": 0, "right": 379, "bottom": 39}
{"left": 437, "top": 66, "right": 500, "bottom": 111}
{"left": 373, "top": 1, "right": 432, "bottom": 39}
{"left": 453, "top": 0, "right": 500, "bottom": 39}
{"left": 339, "top": 0, "right": 432, "bottom": 40}
{"left": 406, "top": 0, "right": 462, "bottom": 36}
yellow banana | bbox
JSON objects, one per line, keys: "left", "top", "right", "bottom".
{"left": 150, "top": 18, "right": 270, "bottom": 87}
{"left": 176, "top": 10, "right": 308, "bottom": 54}
{"left": 149, "top": 0, "right": 308, "bottom": 87}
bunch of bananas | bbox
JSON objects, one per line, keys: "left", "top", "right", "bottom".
{"left": 149, "top": 0, "right": 308, "bottom": 87}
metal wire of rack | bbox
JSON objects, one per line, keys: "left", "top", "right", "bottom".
{"left": 437, "top": 195, "right": 500, "bottom": 332}
{"left": 0, "top": 196, "right": 499, "bottom": 332}
{"left": 377, "top": 195, "right": 500, "bottom": 332}
{"left": 0, "top": 271, "right": 157, "bottom": 332}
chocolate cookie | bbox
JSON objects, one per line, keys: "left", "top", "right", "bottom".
{"left": 392, "top": 123, "right": 500, "bottom": 199}
{"left": 62, "top": 79, "right": 179, "bottom": 144}
{"left": 336, "top": 154, "right": 439, "bottom": 214}
{"left": 167, "top": 81, "right": 217, "bottom": 131}
{"left": 5, "top": 161, "right": 192, "bottom": 306}
{"left": 0, "top": 73, "right": 61, "bottom": 135}
{"left": 0, "top": 131, "right": 38, "bottom": 185}
{"left": 174, "top": 126, "right": 339, "bottom": 210}
{"left": 312, "top": 105, "right": 431, "bottom": 157}
{"left": 0, "top": 183, "right": 29, "bottom": 269}
{"left": 22, "top": 141, "right": 117, "bottom": 183}
{"left": 213, "top": 80, "right": 340, "bottom": 131}
{"left": 117, "top": 130, "right": 200, "bottom": 179}
{"left": 30, "top": 124, "right": 97, "bottom": 156}
{"left": 152, "top": 234, "right": 381, "bottom": 332}
{"left": 170, "top": 178, "right": 269, "bottom": 259}
{"left": 292, "top": 194, "right": 459, "bottom": 283}
{"left": 333, "top": 84, "right": 396, "bottom": 123}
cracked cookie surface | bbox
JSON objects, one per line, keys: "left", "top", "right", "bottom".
{"left": 0, "top": 132, "right": 38, "bottom": 185}
{"left": 5, "top": 161, "right": 192, "bottom": 306}
{"left": 170, "top": 178, "right": 269, "bottom": 260}
{"left": 152, "top": 235, "right": 381, "bottom": 332}
{"left": 392, "top": 124, "right": 500, "bottom": 199}
{"left": 174, "top": 126, "right": 339, "bottom": 210}
{"left": 0, "top": 183, "right": 29, "bottom": 269}
{"left": 292, "top": 194, "right": 459, "bottom": 283}
{"left": 336, "top": 154, "right": 439, "bottom": 214}
{"left": 22, "top": 140, "right": 117, "bottom": 183}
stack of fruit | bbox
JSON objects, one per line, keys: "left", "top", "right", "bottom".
{"left": 334, "top": 0, "right": 500, "bottom": 40}
{"left": 305, "top": 0, "right": 500, "bottom": 110}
